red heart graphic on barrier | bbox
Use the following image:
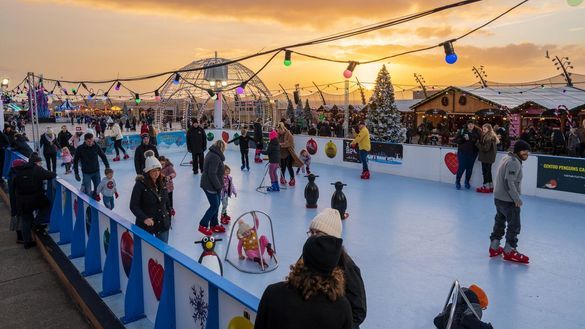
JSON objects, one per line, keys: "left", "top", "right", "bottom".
{"left": 148, "top": 258, "right": 164, "bottom": 301}
{"left": 120, "top": 231, "right": 134, "bottom": 278}
{"left": 444, "top": 152, "right": 459, "bottom": 175}
{"left": 222, "top": 131, "right": 229, "bottom": 143}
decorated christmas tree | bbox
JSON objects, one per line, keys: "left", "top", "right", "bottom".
{"left": 366, "top": 65, "right": 403, "bottom": 142}
{"left": 286, "top": 100, "right": 294, "bottom": 122}
{"left": 303, "top": 99, "right": 313, "bottom": 127}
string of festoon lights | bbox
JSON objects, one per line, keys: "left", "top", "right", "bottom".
{"left": 5, "top": 0, "right": 533, "bottom": 105}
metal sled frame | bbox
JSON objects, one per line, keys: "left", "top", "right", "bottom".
{"left": 224, "top": 210, "right": 279, "bottom": 274}
{"left": 255, "top": 163, "right": 287, "bottom": 194}
{"left": 442, "top": 280, "right": 481, "bottom": 329}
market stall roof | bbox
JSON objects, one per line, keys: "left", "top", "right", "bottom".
{"left": 395, "top": 100, "right": 417, "bottom": 112}
{"left": 55, "top": 100, "right": 79, "bottom": 111}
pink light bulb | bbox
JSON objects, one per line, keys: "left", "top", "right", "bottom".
{"left": 343, "top": 70, "right": 353, "bottom": 79}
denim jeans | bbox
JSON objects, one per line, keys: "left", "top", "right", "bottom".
{"left": 455, "top": 151, "right": 477, "bottom": 185}
{"left": 490, "top": 199, "right": 521, "bottom": 248}
{"left": 199, "top": 190, "right": 221, "bottom": 228}
{"left": 103, "top": 196, "right": 114, "bottom": 210}
{"left": 156, "top": 230, "right": 169, "bottom": 243}
{"left": 359, "top": 150, "right": 369, "bottom": 171}
{"left": 82, "top": 171, "right": 101, "bottom": 197}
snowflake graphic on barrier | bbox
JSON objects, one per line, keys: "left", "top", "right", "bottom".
{"left": 189, "top": 285, "right": 208, "bottom": 329}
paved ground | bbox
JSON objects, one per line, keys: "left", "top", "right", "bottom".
{"left": 0, "top": 199, "right": 91, "bottom": 329}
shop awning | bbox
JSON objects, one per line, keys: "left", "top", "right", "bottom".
{"left": 476, "top": 108, "right": 504, "bottom": 117}
{"left": 425, "top": 109, "right": 446, "bottom": 116}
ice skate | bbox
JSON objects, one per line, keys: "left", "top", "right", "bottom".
{"left": 503, "top": 249, "right": 529, "bottom": 264}
{"left": 112, "top": 156, "right": 120, "bottom": 162}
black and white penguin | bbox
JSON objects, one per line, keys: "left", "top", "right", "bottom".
{"left": 304, "top": 174, "right": 319, "bottom": 208}
{"left": 331, "top": 181, "right": 349, "bottom": 220}
{"left": 194, "top": 236, "right": 223, "bottom": 276}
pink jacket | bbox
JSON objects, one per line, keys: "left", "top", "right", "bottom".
{"left": 61, "top": 152, "right": 73, "bottom": 164}
{"left": 221, "top": 175, "right": 237, "bottom": 199}
{"left": 161, "top": 164, "right": 176, "bottom": 192}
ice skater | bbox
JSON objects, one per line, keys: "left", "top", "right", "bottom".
{"left": 236, "top": 215, "right": 276, "bottom": 268}
{"left": 433, "top": 284, "right": 493, "bottom": 329}
{"left": 160, "top": 156, "right": 176, "bottom": 217}
{"left": 220, "top": 165, "right": 237, "bottom": 225}
{"left": 350, "top": 121, "right": 371, "bottom": 179}
{"left": 276, "top": 122, "right": 302, "bottom": 186}
{"left": 228, "top": 128, "right": 251, "bottom": 171}
{"left": 296, "top": 149, "right": 312, "bottom": 175}
{"left": 61, "top": 147, "right": 73, "bottom": 174}
{"left": 489, "top": 139, "right": 531, "bottom": 264}
{"left": 96, "top": 168, "right": 118, "bottom": 210}
{"left": 263, "top": 130, "right": 281, "bottom": 192}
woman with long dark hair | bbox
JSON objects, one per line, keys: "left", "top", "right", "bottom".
{"left": 130, "top": 151, "right": 172, "bottom": 242}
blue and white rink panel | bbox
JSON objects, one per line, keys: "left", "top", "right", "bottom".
{"left": 5, "top": 130, "right": 585, "bottom": 329}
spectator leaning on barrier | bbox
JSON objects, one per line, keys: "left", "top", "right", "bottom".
{"left": 454, "top": 121, "right": 481, "bottom": 190}
{"left": 74, "top": 133, "right": 110, "bottom": 199}
{"left": 11, "top": 153, "right": 56, "bottom": 249}
{"left": 307, "top": 208, "right": 367, "bottom": 329}
{"left": 255, "top": 235, "right": 353, "bottom": 329}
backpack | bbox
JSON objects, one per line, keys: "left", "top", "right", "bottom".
{"left": 14, "top": 171, "right": 38, "bottom": 195}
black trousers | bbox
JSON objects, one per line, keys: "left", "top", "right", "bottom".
{"left": 114, "top": 139, "right": 126, "bottom": 156}
{"left": 192, "top": 152, "right": 204, "bottom": 173}
{"left": 578, "top": 143, "right": 585, "bottom": 158}
{"left": 168, "top": 192, "right": 173, "bottom": 209}
{"left": 481, "top": 163, "right": 493, "bottom": 184}
{"left": 44, "top": 153, "right": 57, "bottom": 173}
{"left": 240, "top": 149, "right": 249, "bottom": 168}
{"left": 280, "top": 156, "right": 294, "bottom": 179}
{"left": 490, "top": 199, "right": 521, "bottom": 248}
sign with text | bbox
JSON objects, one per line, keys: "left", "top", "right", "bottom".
{"left": 537, "top": 156, "right": 585, "bottom": 195}
{"left": 343, "top": 140, "right": 403, "bottom": 165}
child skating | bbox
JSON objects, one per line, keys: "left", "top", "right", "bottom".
{"left": 160, "top": 156, "right": 177, "bottom": 217}
{"left": 433, "top": 284, "right": 493, "bottom": 329}
{"left": 236, "top": 215, "right": 277, "bottom": 269}
{"left": 96, "top": 168, "right": 118, "bottom": 210}
{"left": 220, "top": 165, "right": 237, "bottom": 225}
{"left": 296, "top": 149, "right": 312, "bottom": 175}
{"left": 61, "top": 147, "right": 73, "bottom": 174}
{"left": 262, "top": 130, "right": 281, "bottom": 192}
{"left": 228, "top": 128, "right": 251, "bottom": 171}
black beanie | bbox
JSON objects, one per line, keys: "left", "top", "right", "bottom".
{"left": 29, "top": 152, "right": 43, "bottom": 164}
{"left": 514, "top": 139, "right": 531, "bottom": 154}
{"left": 302, "top": 235, "right": 343, "bottom": 275}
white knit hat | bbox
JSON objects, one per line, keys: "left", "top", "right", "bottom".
{"left": 309, "top": 208, "right": 342, "bottom": 239}
{"left": 143, "top": 150, "right": 162, "bottom": 173}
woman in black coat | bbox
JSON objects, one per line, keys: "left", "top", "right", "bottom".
{"left": 198, "top": 140, "right": 226, "bottom": 236}
{"left": 130, "top": 151, "right": 171, "bottom": 243}
{"left": 39, "top": 127, "right": 59, "bottom": 173}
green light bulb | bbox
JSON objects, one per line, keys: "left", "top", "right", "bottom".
{"left": 135, "top": 98, "right": 141, "bottom": 104}
{"left": 567, "top": 0, "right": 583, "bottom": 6}
{"left": 284, "top": 60, "right": 292, "bottom": 67}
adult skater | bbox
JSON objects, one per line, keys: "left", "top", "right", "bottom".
{"left": 307, "top": 208, "right": 367, "bottom": 329}
{"left": 134, "top": 133, "right": 159, "bottom": 175}
{"left": 255, "top": 235, "right": 352, "bottom": 329}
{"left": 74, "top": 133, "right": 110, "bottom": 199}
{"left": 198, "top": 140, "right": 227, "bottom": 236}
{"left": 253, "top": 118, "right": 264, "bottom": 162}
{"left": 276, "top": 122, "right": 302, "bottom": 186}
{"left": 489, "top": 139, "right": 530, "bottom": 264}
{"left": 454, "top": 121, "right": 481, "bottom": 190}
{"left": 475, "top": 124, "right": 498, "bottom": 193}
{"left": 110, "top": 121, "right": 129, "bottom": 161}
{"left": 350, "top": 122, "right": 371, "bottom": 179}
{"left": 130, "top": 151, "right": 172, "bottom": 242}
{"left": 186, "top": 119, "right": 207, "bottom": 174}
{"left": 39, "top": 127, "right": 59, "bottom": 173}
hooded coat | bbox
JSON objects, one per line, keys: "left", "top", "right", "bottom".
{"left": 278, "top": 128, "right": 303, "bottom": 167}
{"left": 200, "top": 145, "right": 225, "bottom": 193}
{"left": 134, "top": 142, "right": 159, "bottom": 175}
{"left": 130, "top": 175, "right": 171, "bottom": 234}
{"left": 11, "top": 162, "right": 56, "bottom": 214}
{"left": 476, "top": 133, "right": 497, "bottom": 164}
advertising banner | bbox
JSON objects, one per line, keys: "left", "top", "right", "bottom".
{"left": 343, "top": 140, "right": 403, "bottom": 165}
{"left": 537, "top": 156, "right": 585, "bottom": 195}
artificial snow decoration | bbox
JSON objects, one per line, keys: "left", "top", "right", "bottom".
{"left": 189, "top": 286, "right": 208, "bottom": 329}
{"left": 303, "top": 99, "right": 313, "bottom": 128}
{"left": 366, "top": 65, "right": 404, "bottom": 143}
{"left": 286, "top": 100, "right": 295, "bottom": 123}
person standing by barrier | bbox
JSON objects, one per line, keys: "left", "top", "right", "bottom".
{"left": 489, "top": 140, "right": 531, "bottom": 264}
{"left": 576, "top": 120, "right": 585, "bottom": 158}
{"left": 476, "top": 124, "right": 498, "bottom": 193}
{"left": 8, "top": 158, "right": 27, "bottom": 243}
{"left": 186, "top": 119, "right": 207, "bottom": 175}
{"left": 12, "top": 153, "right": 56, "bottom": 249}
{"left": 111, "top": 121, "right": 129, "bottom": 161}
{"left": 253, "top": 118, "right": 264, "bottom": 163}
{"left": 198, "top": 140, "right": 227, "bottom": 236}
{"left": 454, "top": 121, "right": 481, "bottom": 190}
{"left": 130, "top": 151, "right": 172, "bottom": 243}
{"left": 255, "top": 235, "right": 353, "bottom": 329}
{"left": 40, "top": 127, "right": 59, "bottom": 173}
{"left": 134, "top": 134, "right": 159, "bottom": 175}
{"left": 350, "top": 122, "right": 372, "bottom": 180}
{"left": 74, "top": 133, "right": 110, "bottom": 199}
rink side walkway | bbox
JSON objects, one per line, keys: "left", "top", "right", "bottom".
{"left": 0, "top": 198, "right": 92, "bottom": 329}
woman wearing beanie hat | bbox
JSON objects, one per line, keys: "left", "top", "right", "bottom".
{"left": 308, "top": 208, "right": 367, "bottom": 328}
{"left": 255, "top": 235, "right": 352, "bottom": 329}
{"left": 433, "top": 284, "right": 493, "bottom": 329}
{"left": 489, "top": 139, "right": 530, "bottom": 264}
{"left": 130, "top": 151, "right": 172, "bottom": 242}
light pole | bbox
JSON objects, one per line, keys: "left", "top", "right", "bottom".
{"left": 0, "top": 78, "right": 9, "bottom": 129}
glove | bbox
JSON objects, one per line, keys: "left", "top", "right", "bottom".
{"left": 75, "top": 173, "right": 81, "bottom": 182}
{"left": 94, "top": 194, "right": 101, "bottom": 202}
{"left": 170, "top": 209, "right": 176, "bottom": 216}
{"left": 115, "top": 192, "right": 119, "bottom": 199}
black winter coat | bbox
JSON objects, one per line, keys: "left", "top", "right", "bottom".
{"left": 253, "top": 122, "right": 263, "bottom": 147}
{"left": 262, "top": 139, "right": 281, "bottom": 164}
{"left": 134, "top": 143, "right": 159, "bottom": 175}
{"left": 40, "top": 133, "right": 59, "bottom": 155}
{"left": 74, "top": 142, "right": 110, "bottom": 175}
{"left": 57, "top": 130, "right": 73, "bottom": 149}
{"left": 476, "top": 135, "right": 497, "bottom": 164}
{"left": 255, "top": 281, "right": 353, "bottom": 329}
{"left": 187, "top": 126, "right": 207, "bottom": 154}
{"left": 200, "top": 145, "right": 225, "bottom": 193}
{"left": 11, "top": 162, "right": 56, "bottom": 214}
{"left": 0, "top": 131, "right": 9, "bottom": 149}
{"left": 130, "top": 176, "right": 171, "bottom": 234}
{"left": 228, "top": 135, "right": 250, "bottom": 151}
{"left": 11, "top": 135, "right": 33, "bottom": 158}
{"left": 340, "top": 251, "right": 367, "bottom": 328}
{"left": 433, "top": 288, "right": 493, "bottom": 329}
{"left": 455, "top": 128, "right": 481, "bottom": 154}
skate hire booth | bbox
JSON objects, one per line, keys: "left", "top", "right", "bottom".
{"left": 2, "top": 148, "right": 259, "bottom": 329}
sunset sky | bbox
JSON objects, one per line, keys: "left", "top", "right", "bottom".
{"left": 0, "top": 0, "right": 584, "bottom": 96}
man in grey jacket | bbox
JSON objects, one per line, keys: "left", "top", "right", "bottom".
{"left": 489, "top": 139, "right": 531, "bottom": 264}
